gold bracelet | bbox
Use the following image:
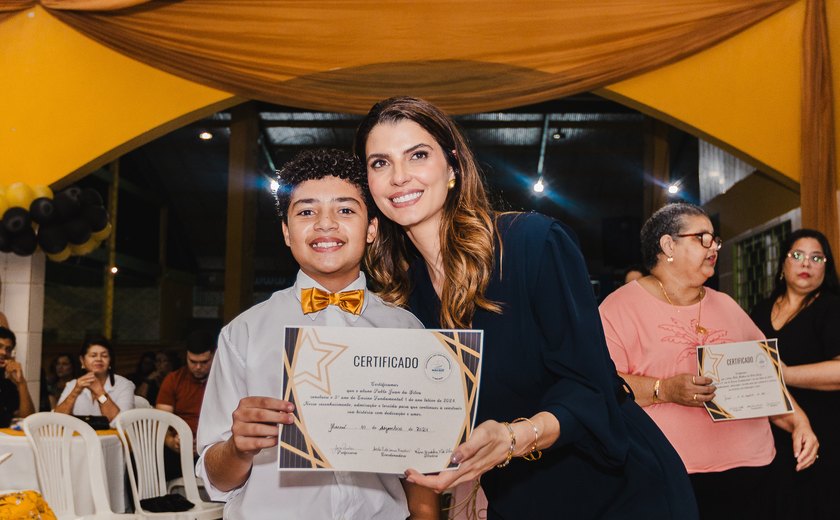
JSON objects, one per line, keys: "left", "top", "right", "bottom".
{"left": 653, "top": 379, "right": 661, "bottom": 403}
{"left": 512, "top": 417, "right": 542, "bottom": 461}
{"left": 496, "top": 422, "right": 516, "bottom": 468}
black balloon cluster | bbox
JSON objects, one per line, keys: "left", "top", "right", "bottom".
{"left": 0, "top": 183, "right": 112, "bottom": 262}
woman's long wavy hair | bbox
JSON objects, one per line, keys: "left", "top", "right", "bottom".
{"left": 354, "top": 96, "right": 501, "bottom": 328}
{"left": 769, "top": 228, "right": 840, "bottom": 310}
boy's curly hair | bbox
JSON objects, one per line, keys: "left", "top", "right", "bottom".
{"left": 274, "top": 148, "right": 374, "bottom": 222}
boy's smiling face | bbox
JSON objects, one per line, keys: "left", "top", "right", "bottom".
{"left": 282, "top": 176, "right": 378, "bottom": 293}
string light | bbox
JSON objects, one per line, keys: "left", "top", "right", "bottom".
{"left": 533, "top": 177, "right": 545, "bottom": 193}
{"left": 199, "top": 131, "right": 213, "bottom": 141}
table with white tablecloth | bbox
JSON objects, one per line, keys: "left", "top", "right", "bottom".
{"left": 0, "top": 428, "right": 127, "bottom": 515}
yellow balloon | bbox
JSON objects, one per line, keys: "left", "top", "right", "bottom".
{"left": 0, "top": 194, "right": 8, "bottom": 218}
{"left": 47, "top": 247, "right": 71, "bottom": 262}
{"left": 70, "top": 237, "right": 100, "bottom": 256}
{"left": 91, "top": 222, "right": 112, "bottom": 242}
{"left": 6, "top": 182, "right": 35, "bottom": 209}
{"left": 31, "top": 185, "right": 54, "bottom": 200}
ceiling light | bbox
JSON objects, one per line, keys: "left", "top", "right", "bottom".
{"left": 533, "top": 178, "right": 545, "bottom": 193}
{"left": 199, "top": 131, "right": 213, "bottom": 141}
{"left": 667, "top": 184, "right": 679, "bottom": 195}
{"left": 269, "top": 180, "right": 279, "bottom": 193}
{"left": 552, "top": 132, "right": 564, "bottom": 140}
{"left": 110, "top": 266, "right": 118, "bottom": 274}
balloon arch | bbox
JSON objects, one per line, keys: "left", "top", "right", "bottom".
{"left": 0, "top": 183, "right": 111, "bottom": 262}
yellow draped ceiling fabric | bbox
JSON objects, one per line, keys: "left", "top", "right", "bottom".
{"left": 0, "top": 0, "right": 835, "bottom": 250}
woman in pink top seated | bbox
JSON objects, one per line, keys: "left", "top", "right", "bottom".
{"left": 599, "top": 202, "right": 818, "bottom": 520}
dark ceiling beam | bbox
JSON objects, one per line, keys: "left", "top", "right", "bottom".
{"left": 196, "top": 118, "right": 641, "bottom": 130}
{"left": 267, "top": 143, "right": 641, "bottom": 153}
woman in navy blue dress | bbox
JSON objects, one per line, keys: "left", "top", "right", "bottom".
{"left": 356, "top": 96, "right": 698, "bottom": 519}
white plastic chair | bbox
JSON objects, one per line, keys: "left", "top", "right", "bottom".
{"left": 133, "top": 395, "right": 152, "bottom": 409}
{"left": 22, "top": 412, "right": 138, "bottom": 520}
{"left": 115, "top": 409, "right": 222, "bottom": 519}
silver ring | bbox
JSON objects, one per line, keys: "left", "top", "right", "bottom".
{"left": 693, "top": 394, "right": 697, "bottom": 401}
{"left": 692, "top": 376, "right": 696, "bottom": 385}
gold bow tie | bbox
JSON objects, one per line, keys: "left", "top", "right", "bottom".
{"left": 300, "top": 287, "right": 364, "bottom": 316}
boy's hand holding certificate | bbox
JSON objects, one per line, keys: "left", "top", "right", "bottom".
{"left": 697, "top": 339, "right": 793, "bottom": 421}
{"left": 278, "top": 326, "right": 483, "bottom": 474}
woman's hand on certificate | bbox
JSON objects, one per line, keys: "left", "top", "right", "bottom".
{"left": 229, "top": 396, "right": 295, "bottom": 458}
{"left": 662, "top": 374, "right": 715, "bottom": 407}
{"left": 404, "top": 420, "right": 517, "bottom": 493}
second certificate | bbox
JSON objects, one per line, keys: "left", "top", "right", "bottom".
{"left": 278, "top": 326, "right": 483, "bottom": 474}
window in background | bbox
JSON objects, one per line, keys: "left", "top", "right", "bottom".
{"left": 734, "top": 221, "right": 791, "bottom": 311}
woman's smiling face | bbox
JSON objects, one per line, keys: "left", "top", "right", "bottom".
{"left": 364, "top": 119, "right": 455, "bottom": 232}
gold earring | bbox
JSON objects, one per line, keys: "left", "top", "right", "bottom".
{"left": 666, "top": 256, "right": 674, "bottom": 263}
{"left": 447, "top": 178, "right": 456, "bottom": 190}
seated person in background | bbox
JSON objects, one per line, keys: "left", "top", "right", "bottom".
{"left": 129, "top": 351, "right": 156, "bottom": 389}
{"left": 136, "top": 350, "right": 177, "bottom": 405}
{"left": 196, "top": 149, "right": 438, "bottom": 519}
{"left": 0, "top": 327, "right": 35, "bottom": 427}
{"left": 44, "top": 353, "right": 80, "bottom": 410}
{"left": 156, "top": 329, "right": 217, "bottom": 480}
{"left": 55, "top": 336, "right": 135, "bottom": 426}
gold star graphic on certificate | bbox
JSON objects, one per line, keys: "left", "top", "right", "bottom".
{"left": 702, "top": 348, "right": 725, "bottom": 382}
{"left": 293, "top": 329, "right": 348, "bottom": 394}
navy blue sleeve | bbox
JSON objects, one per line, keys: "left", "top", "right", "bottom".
{"left": 528, "top": 220, "right": 629, "bottom": 467}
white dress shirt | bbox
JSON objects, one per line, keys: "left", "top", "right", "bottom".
{"left": 196, "top": 271, "right": 424, "bottom": 520}
{"left": 58, "top": 374, "right": 136, "bottom": 426}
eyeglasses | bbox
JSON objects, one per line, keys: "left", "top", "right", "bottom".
{"left": 787, "top": 250, "right": 828, "bottom": 264}
{"left": 674, "top": 232, "right": 722, "bottom": 250}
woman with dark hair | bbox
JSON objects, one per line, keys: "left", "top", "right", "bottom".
{"left": 55, "top": 335, "right": 135, "bottom": 424}
{"left": 45, "top": 353, "right": 80, "bottom": 410}
{"left": 599, "top": 203, "right": 818, "bottom": 519}
{"left": 750, "top": 228, "right": 840, "bottom": 519}
{"left": 356, "top": 96, "right": 698, "bottom": 519}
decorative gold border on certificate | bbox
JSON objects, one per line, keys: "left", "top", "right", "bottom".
{"left": 698, "top": 339, "right": 792, "bottom": 422}
{"left": 432, "top": 331, "right": 482, "bottom": 469}
{"left": 279, "top": 328, "right": 335, "bottom": 470}
{"left": 278, "top": 327, "right": 484, "bottom": 472}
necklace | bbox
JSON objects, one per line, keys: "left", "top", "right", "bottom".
{"left": 655, "top": 278, "right": 707, "bottom": 335}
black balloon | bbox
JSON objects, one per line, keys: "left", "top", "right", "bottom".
{"left": 80, "top": 188, "right": 104, "bottom": 208}
{"left": 30, "top": 197, "right": 56, "bottom": 225}
{"left": 37, "top": 225, "right": 68, "bottom": 254}
{"left": 64, "top": 218, "right": 91, "bottom": 245}
{"left": 82, "top": 205, "right": 109, "bottom": 232}
{"left": 3, "top": 207, "right": 31, "bottom": 234}
{"left": 64, "top": 186, "right": 82, "bottom": 202}
{"left": 11, "top": 228, "right": 37, "bottom": 256}
{"left": 0, "top": 228, "right": 10, "bottom": 253}
{"left": 54, "top": 191, "right": 82, "bottom": 220}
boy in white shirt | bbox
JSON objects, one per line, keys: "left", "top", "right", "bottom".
{"left": 196, "top": 148, "right": 437, "bottom": 519}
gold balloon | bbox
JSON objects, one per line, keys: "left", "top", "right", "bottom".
{"left": 91, "top": 222, "right": 112, "bottom": 242}
{"left": 31, "top": 185, "right": 54, "bottom": 200}
{"left": 70, "top": 237, "right": 100, "bottom": 256}
{"left": 47, "top": 247, "right": 71, "bottom": 262}
{"left": 5, "top": 182, "right": 35, "bottom": 209}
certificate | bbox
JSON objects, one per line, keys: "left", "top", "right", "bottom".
{"left": 278, "top": 326, "right": 483, "bottom": 474}
{"left": 697, "top": 339, "right": 793, "bottom": 422}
